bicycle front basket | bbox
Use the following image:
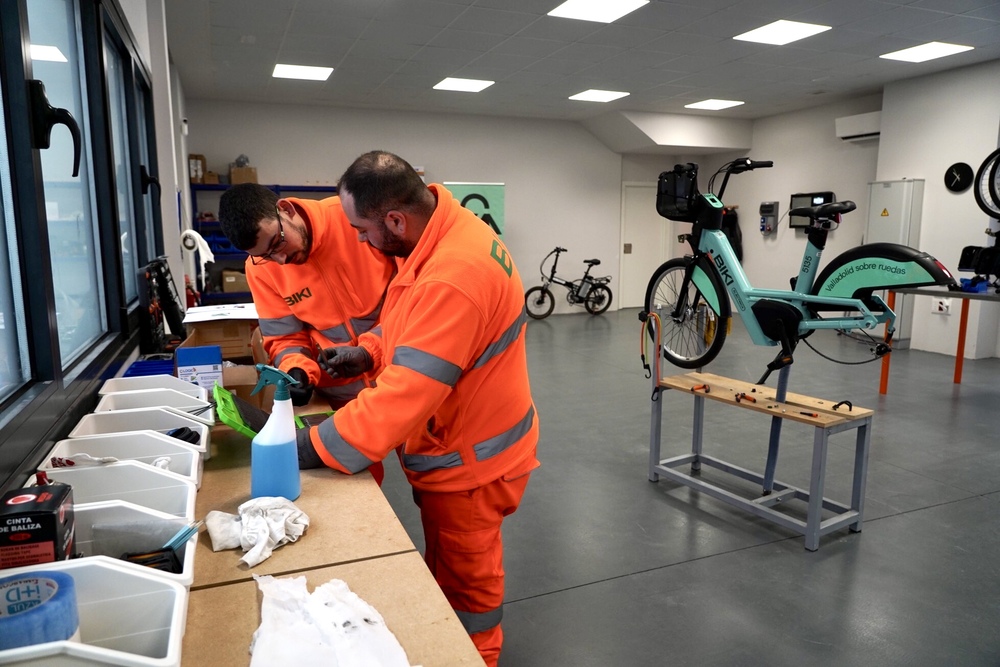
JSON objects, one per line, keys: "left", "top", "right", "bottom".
{"left": 656, "top": 164, "right": 700, "bottom": 222}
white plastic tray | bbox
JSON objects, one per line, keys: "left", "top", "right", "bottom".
{"left": 94, "top": 389, "right": 214, "bottom": 425}
{"left": 73, "top": 501, "right": 198, "bottom": 588}
{"left": 99, "top": 374, "right": 207, "bottom": 401}
{"left": 0, "top": 557, "right": 187, "bottom": 666}
{"left": 34, "top": 461, "right": 196, "bottom": 520}
{"left": 68, "top": 408, "right": 210, "bottom": 461}
{"left": 40, "top": 431, "right": 202, "bottom": 489}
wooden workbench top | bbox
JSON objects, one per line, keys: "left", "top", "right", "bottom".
{"left": 660, "top": 372, "right": 872, "bottom": 427}
{"left": 192, "top": 426, "right": 416, "bottom": 588}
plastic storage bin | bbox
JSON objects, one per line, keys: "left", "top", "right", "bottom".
{"left": 100, "top": 374, "right": 208, "bottom": 401}
{"left": 35, "top": 461, "right": 196, "bottom": 520}
{"left": 73, "top": 501, "right": 198, "bottom": 588}
{"left": 94, "top": 389, "right": 214, "bottom": 425}
{"left": 40, "top": 431, "right": 202, "bottom": 488}
{"left": 68, "top": 408, "right": 210, "bottom": 460}
{"left": 0, "top": 557, "right": 187, "bottom": 666}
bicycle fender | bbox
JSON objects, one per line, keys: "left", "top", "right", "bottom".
{"left": 691, "top": 255, "right": 731, "bottom": 317}
{"left": 811, "top": 243, "right": 957, "bottom": 304}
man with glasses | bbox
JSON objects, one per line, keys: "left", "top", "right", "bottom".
{"left": 218, "top": 183, "right": 396, "bottom": 482}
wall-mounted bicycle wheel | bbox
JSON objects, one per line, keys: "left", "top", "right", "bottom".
{"left": 645, "top": 257, "right": 730, "bottom": 369}
{"left": 584, "top": 284, "right": 612, "bottom": 314}
{"left": 525, "top": 286, "right": 555, "bottom": 319}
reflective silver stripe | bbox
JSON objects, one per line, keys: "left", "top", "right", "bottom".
{"left": 315, "top": 380, "right": 367, "bottom": 402}
{"left": 402, "top": 405, "right": 534, "bottom": 472}
{"left": 317, "top": 418, "right": 376, "bottom": 473}
{"left": 403, "top": 450, "right": 463, "bottom": 472}
{"left": 473, "top": 308, "right": 526, "bottom": 370}
{"left": 351, "top": 301, "right": 382, "bottom": 335}
{"left": 369, "top": 325, "right": 382, "bottom": 338}
{"left": 319, "top": 323, "right": 351, "bottom": 343}
{"left": 394, "top": 347, "right": 462, "bottom": 386}
{"left": 474, "top": 405, "right": 534, "bottom": 461}
{"left": 273, "top": 346, "right": 310, "bottom": 366}
{"left": 259, "top": 314, "right": 304, "bottom": 336}
{"left": 454, "top": 605, "right": 503, "bottom": 635}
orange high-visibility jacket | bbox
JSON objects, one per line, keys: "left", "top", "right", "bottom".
{"left": 306, "top": 185, "right": 539, "bottom": 492}
{"left": 245, "top": 196, "right": 397, "bottom": 404}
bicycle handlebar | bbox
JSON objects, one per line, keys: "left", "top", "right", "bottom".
{"left": 728, "top": 158, "right": 773, "bottom": 174}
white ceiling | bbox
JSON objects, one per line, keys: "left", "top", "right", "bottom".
{"left": 164, "top": 0, "right": 1000, "bottom": 121}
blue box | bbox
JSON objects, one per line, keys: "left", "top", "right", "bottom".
{"left": 175, "top": 343, "right": 223, "bottom": 390}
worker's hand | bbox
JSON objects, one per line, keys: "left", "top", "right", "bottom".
{"left": 318, "top": 346, "right": 373, "bottom": 380}
{"left": 287, "top": 367, "right": 314, "bottom": 407}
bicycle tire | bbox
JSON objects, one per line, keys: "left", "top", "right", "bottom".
{"left": 644, "top": 257, "right": 730, "bottom": 369}
{"left": 585, "top": 284, "right": 612, "bottom": 315}
{"left": 525, "top": 286, "right": 555, "bottom": 319}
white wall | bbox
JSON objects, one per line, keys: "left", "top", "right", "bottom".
{"left": 877, "top": 59, "right": 1000, "bottom": 358}
{"left": 185, "top": 101, "right": 623, "bottom": 315}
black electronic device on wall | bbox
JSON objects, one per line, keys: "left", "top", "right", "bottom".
{"left": 789, "top": 191, "right": 836, "bottom": 229}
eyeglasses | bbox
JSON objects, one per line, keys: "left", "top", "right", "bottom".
{"left": 249, "top": 207, "right": 287, "bottom": 265}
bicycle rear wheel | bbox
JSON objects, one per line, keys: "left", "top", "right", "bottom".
{"left": 525, "top": 286, "right": 555, "bottom": 319}
{"left": 585, "top": 284, "right": 612, "bottom": 314}
{"left": 645, "top": 257, "right": 729, "bottom": 369}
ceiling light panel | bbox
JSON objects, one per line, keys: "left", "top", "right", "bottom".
{"left": 272, "top": 64, "right": 333, "bottom": 80}
{"left": 879, "top": 42, "right": 973, "bottom": 63}
{"left": 685, "top": 99, "right": 745, "bottom": 110}
{"left": 569, "top": 89, "right": 630, "bottom": 102}
{"left": 733, "top": 20, "right": 832, "bottom": 46}
{"left": 548, "top": 0, "right": 649, "bottom": 24}
{"left": 433, "top": 77, "right": 495, "bottom": 92}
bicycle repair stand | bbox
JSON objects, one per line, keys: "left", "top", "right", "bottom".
{"left": 647, "top": 368, "right": 873, "bottom": 551}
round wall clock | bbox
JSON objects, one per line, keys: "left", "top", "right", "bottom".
{"left": 944, "top": 162, "right": 973, "bottom": 193}
{"left": 974, "top": 148, "right": 1000, "bottom": 218}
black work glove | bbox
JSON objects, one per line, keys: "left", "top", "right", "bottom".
{"left": 296, "top": 427, "right": 325, "bottom": 469}
{"left": 318, "top": 346, "right": 373, "bottom": 380}
{"left": 287, "top": 367, "right": 314, "bottom": 407}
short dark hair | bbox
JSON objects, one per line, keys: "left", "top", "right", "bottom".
{"left": 218, "top": 183, "right": 278, "bottom": 250}
{"left": 338, "top": 151, "right": 435, "bottom": 220}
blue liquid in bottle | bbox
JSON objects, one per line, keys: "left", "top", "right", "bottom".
{"left": 251, "top": 440, "right": 300, "bottom": 500}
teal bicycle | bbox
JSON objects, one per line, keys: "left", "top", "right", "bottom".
{"left": 643, "top": 159, "right": 956, "bottom": 383}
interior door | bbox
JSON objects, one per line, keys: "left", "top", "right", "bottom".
{"left": 620, "top": 183, "right": 675, "bottom": 308}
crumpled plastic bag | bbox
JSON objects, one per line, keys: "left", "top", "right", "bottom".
{"left": 250, "top": 574, "right": 411, "bottom": 667}
{"left": 205, "top": 497, "right": 309, "bottom": 567}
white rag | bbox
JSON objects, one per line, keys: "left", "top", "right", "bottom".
{"left": 249, "top": 574, "right": 411, "bottom": 667}
{"left": 204, "top": 497, "right": 309, "bottom": 567}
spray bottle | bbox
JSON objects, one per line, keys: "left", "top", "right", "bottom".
{"left": 250, "top": 364, "right": 301, "bottom": 501}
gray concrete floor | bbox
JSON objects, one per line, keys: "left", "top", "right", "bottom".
{"left": 378, "top": 308, "right": 1000, "bottom": 667}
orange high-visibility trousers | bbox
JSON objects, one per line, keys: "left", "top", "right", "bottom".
{"left": 414, "top": 467, "right": 533, "bottom": 667}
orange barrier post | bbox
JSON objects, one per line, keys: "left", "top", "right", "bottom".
{"left": 954, "top": 298, "right": 970, "bottom": 384}
{"left": 879, "top": 291, "right": 896, "bottom": 395}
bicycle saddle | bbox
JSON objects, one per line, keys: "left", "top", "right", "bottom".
{"left": 789, "top": 200, "right": 856, "bottom": 219}
{"left": 585, "top": 259, "right": 601, "bottom": 266}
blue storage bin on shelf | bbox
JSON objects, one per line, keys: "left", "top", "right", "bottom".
{"left": 124, "top": 360, "right": 176, "bottom": 377}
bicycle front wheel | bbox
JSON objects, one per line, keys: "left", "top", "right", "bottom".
{"left": 645, "top": 257, "right": 729, "bottom": 369}
{"left": 585, "top": 284, "right": 612, "bottom": 315}
{"left": 525, "top": 286, "right": 555, "bottom": 319}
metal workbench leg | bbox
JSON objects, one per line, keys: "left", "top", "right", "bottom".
{"left": 762, "top": 365, "right": 790, "bottom": 494}
{"left": 649, "top": 388, "right": 662, "bottom": 482}
{"left": 804, "top": 426, "right": 830, "bottom": 551}
{"left": 849, "top": 417, "right": 872, "bottom": 533}
{"left": 691, "top": 393, "right": 704, "bottom": 472}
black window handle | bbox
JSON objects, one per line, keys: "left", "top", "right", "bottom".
{"left": 27, "top": 79, "right": 81, "bottom": 177}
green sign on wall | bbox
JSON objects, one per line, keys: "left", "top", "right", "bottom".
{"left": 444, "top": 182, "right": 505, "bottom": 237}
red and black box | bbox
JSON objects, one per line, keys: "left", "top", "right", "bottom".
{"left": 0, "top": 484, "right": 75, "bottom": 570}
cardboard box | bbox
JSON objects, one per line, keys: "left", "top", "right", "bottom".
{"left": 221, "top": 270, "right": 250, "bottom": 293}
{"left": 230, "top": 166, "right": 258, "bottom": 184}
{"left": 181, "top": 304, "right": 259, "bottom": 362}
{"left": 203, "top": 171, "right": 220, "bottom": 185}
{"left": 189, "top": 153, "right": 206, "bottom": 184}
{"left": 0, "top": 484, "right": 75, "bottom": 568}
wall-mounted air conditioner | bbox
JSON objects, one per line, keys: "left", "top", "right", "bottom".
{"left": 835, "top": 111, "right": 881, "bottom": 142}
